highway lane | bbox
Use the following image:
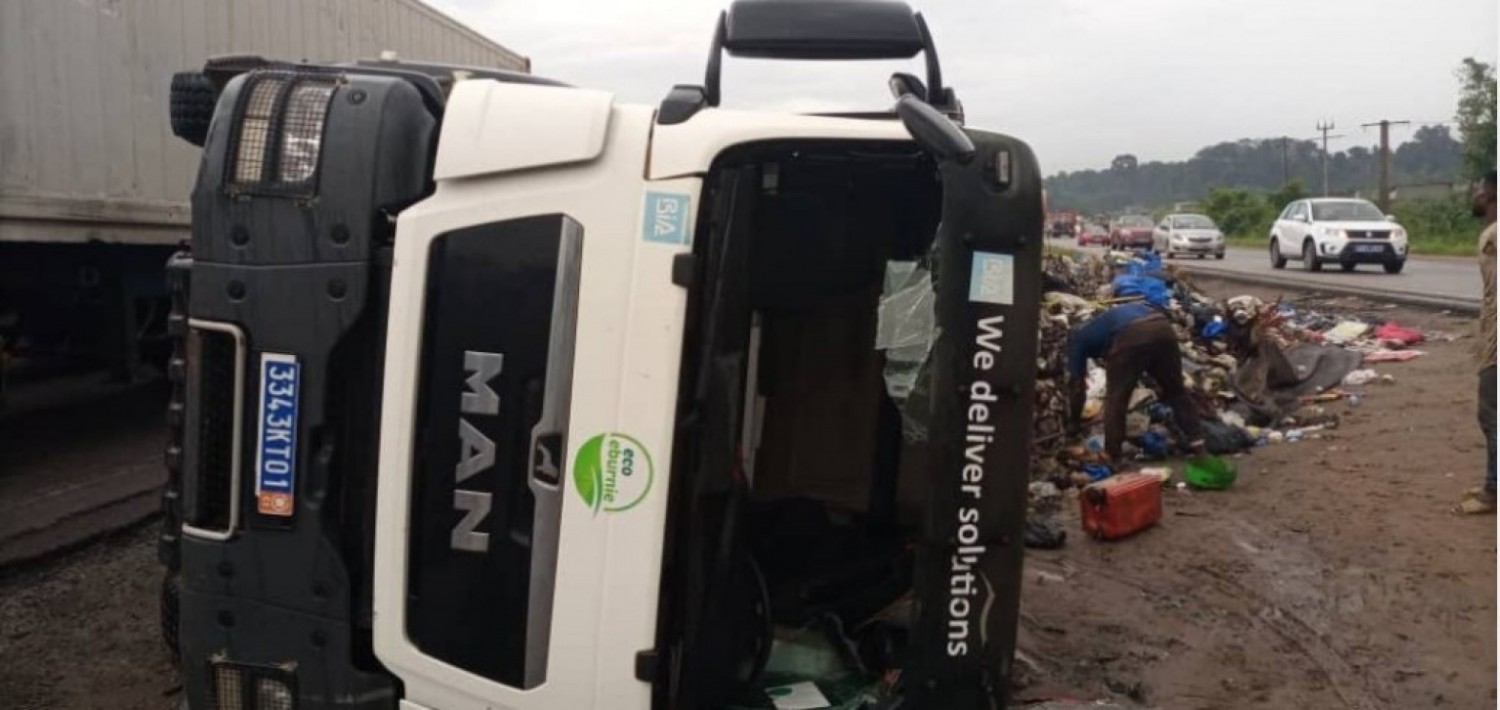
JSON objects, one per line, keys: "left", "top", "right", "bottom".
{"left": 1069, "top": 242, "right": 1481, "bottom": 309}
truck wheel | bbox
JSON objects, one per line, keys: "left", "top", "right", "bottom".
{"left": 169, "top": 72, "right": 217, "bottom": 147}
{"left": 160, "top": 572, "right": 181, "bottom": 665}
{"left": 1302, "top": 241, "right": 1322, "bottom": 272}
{"left": 1383, "top": 260, "right": 1405, "bottom": 274}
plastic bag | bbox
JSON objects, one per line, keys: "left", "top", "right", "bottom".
{"left": 1322, "top": 321, "right": 1371, "bottom": 345}
{"left": 1202, "top": 420, "right": 1254, "bottom": 454}
{"left": 1111, "top": 274, "right": 1171, "bottom": 307}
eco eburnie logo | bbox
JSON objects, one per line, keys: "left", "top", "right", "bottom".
{"left": 573, "top": 433, "right": 654, "bottom": 514}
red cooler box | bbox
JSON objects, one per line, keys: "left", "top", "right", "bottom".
{"left": 1080, "top": 473, "right": 1162, "bottom": 540}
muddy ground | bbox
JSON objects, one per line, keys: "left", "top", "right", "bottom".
{"left": 0, "top": 279, "right": 1492, "bottom": 709}
{"left": 1017, "top": 280, "right": 1497, "bottom": 709}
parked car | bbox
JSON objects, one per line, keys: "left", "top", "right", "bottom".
{"left": 1109, "top": 215, "right": 1154, "bottom": 250}
{"left": 1153, "top": 213, "right": 1225, "bottom": 259}
{"left": 1076, "top": 222, "right": 1109, "bottom": 247}
{"left": 1268, "top": 198, "right": 1409, "bottom": 273}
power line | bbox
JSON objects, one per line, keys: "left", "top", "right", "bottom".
{"left": 1315, "top": 121, "right": 1343, "bottom": 196}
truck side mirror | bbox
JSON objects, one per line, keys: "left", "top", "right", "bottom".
{"left": 895, "top": 94, "right": 973, "bottom": 164}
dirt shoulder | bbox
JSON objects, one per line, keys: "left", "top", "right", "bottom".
{"left": 1016, "top": 279, "right": 1497, "bottom": 709}
{"left": 0, "top": 522, "right": 180, "bottom": 710}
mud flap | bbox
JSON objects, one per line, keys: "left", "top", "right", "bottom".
{"left": 904, "top": 131, "right": 1043, "bottom": 709}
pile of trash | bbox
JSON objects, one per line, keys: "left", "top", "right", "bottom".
{"left": 1028, "top": 250, "right": 1430, "bottom": 505}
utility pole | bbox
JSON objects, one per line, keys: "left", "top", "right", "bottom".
{"left": 1361, "top": 119, "right": 1411, "bottom": 213}
{"left": 1315, "top": 121, "right": 1343, "bottom": 196}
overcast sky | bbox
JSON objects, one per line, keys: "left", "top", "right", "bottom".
{"left": 429, "top": 0, "right": 1497, "bottom": 174}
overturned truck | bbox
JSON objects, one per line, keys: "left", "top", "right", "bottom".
{"left": 160, "top": 1, "right": 1043, "bottom": 708}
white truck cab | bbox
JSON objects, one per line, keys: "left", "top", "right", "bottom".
{"left": 161, "top": 3, "right": 1044, "bottom": 709}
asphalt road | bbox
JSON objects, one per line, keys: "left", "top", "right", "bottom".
{"left": 1073, "top": 243, "right": 1482, "bottom": 310}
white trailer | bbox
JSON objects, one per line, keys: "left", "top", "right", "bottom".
{"left": 0, "top": 0, "right": 526, "bottom": 391}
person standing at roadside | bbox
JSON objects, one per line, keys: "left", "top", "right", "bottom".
{"left": 1458, "top": 169, "right": 1496, "bottom": 515}
{"left": 1065, "top": 301, "right": 1207, "bottom": 463}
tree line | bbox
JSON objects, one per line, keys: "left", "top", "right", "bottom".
{"left": 1046, "top": 57, "right": 1496, "bottom": 218}
{"left": 1046, "top": 125, "right": 1463, "bottom": 216}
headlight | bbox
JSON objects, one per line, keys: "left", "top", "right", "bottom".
{"left": 1392, "top": 228, "right": 1407, "bottom": 240}
{"left": 278, "top": 82, "right": 336, "bottom": 183}
{"left": 229, "top": 72, "right": 336, "bottom": 194}
{"left": 1322, "top": 227, "right": 1345, "bottom": 238}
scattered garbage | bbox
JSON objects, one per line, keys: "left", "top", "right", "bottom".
{"left": 732, "top": 620, "right": 894, "bottom": 710}
{"left": 764, "top": 682, "right": 830, "bottom": 710}
{"left": 1374, "top": 321, "right": 1424, "bottom": 346}
{"left": 1026, "top": 250, "right": 1429, "bottom": 541}
{"left": 1322, "top": 321, "right": 1372, "bottom": 345}
{"left": 1024, "top": 517, "right": 1068, "bottom": 550}
{"left": 1137, "top": 430, "right": 1170, "bottom": 457}
{"left": 1081, "top": 463, "right": 1114, "bottom": 482}
{"left": 1139, "top": 466, "right": 1173, "bottom": 483}
{"left": 1364, "top": 350, "right": 1425, "bottom": 363}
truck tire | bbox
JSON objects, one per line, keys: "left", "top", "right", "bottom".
{"left": 169, "top": 72, "right": 217, "bottom": 147}
{"left": 160, "top": 572, "right": 181, "bottom": 664}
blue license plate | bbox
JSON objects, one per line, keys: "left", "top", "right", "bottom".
{"left": 1355, "top": 244, "right": 1384, "bottom": 253}
{"left": 255, "top": 353, "right": 301, "bottom": 517}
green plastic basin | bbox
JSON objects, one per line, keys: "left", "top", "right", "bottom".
{"left": 1185, "top": 455, "right": 1237, "bottom": 490}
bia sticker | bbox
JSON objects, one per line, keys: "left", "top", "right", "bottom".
{"left": 642, "top": 191, "right": 692, "bottom": 245}
{"left": 573, "top": 433, "right": 654, "bottom": 514}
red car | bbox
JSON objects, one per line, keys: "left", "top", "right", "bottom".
{"left": 1110, "top": 215, "right": 1155, "bottom": 250}
{"left": 1076, "top": 223, "right": 1109, "bottom": 247}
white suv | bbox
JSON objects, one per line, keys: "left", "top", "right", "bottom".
{"left": 1268, "top": 198, "right": 1409, "bottom": 274}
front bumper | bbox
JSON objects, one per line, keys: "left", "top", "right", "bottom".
{"left": 1170, "top": 240, "right": 1223, "bottom": 254}
{"left": 1322, "top": 241, "right": 1405, "bottom": 263}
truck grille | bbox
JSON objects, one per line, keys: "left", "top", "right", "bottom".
{"left": 1347, "top": 230, "right": 1390, "bottom": 240}
{"left": 182, "top": 321, "right": 246, "bottom": 539}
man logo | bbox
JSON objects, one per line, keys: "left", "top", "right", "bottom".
{"left": 453, "top": 350, "right": 502, "bottom": 553}
{"left": 532, "top": 433, "right": 563, "bottom": 487}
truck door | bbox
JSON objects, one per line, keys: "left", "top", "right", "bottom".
{"left": 897, "top": 111, "right": 1044, "bottom": 709}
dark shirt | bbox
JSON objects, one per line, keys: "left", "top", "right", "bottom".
{"left": 1067, "top": 302, "right": 1156, "bottom": 378}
